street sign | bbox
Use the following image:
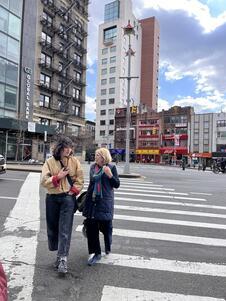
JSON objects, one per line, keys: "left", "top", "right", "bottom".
{"left": 28, "top": 122, "right": 36, "bottom": 132}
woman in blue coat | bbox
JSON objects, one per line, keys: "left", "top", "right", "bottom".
{"left": 83, "top": 148, "right": 120, "bottom": 266}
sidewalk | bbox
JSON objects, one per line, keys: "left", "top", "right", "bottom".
{"left": 6, "top": 162, "right": 142, "bottom": 178}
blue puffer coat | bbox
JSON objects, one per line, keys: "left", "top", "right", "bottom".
{"left": 82, "top": 163, "right": 120, "bottom": 220}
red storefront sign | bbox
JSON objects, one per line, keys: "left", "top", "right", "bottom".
{"left": 160, "top": 147, "right": 188, "bottom": 155}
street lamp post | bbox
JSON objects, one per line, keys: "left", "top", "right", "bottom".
{"left": 120, "top": 21, "right": 138, "bottom": 174}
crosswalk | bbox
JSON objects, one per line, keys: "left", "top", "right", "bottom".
{"left": 1, "top": 171, "right": 226, "bottom": 300}
{"left": 78, "top": 176, "right": 226, "bottom": 300}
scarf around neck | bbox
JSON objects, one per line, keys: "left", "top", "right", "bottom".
{"left": 92, "top": 164, "right": 104, "bottom": 199}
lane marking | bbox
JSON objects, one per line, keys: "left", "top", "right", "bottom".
{"left": 101, "top": 286, "right": 225, "bottom": 301}
{"left": 115, "top": 196, "right": 226, "bottom": 210}
{"left": 0, "top": 196, "right": 17, "bottom": 200}
{"left": 0, "top": 173, "right": 40, "bottom": 301}
{"left": 76, "top": 225, "right": 226, "bottom": 247}
{"left": 190, "top": 192, "right": 212, "bottom": 196}
{"left": 98, "top": 253, "right": 226, "bottom": 277}
{"left": 114, "top": 214, "right": 226, "bottom": 230}
{"left": 0, "top": 177, "right": 25, "bottom": 182}
{"left": 115, "top": 191, "right": 206, "bottom": 200}
{"left": 84, "top": 184, "right": 174, "bottom": 191}
{"left": 114, "top": 205, "right": 226, "bottom": 219}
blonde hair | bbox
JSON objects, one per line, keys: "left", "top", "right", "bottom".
{"left": 95, "top": 148, "right": 112, "bottom": 164}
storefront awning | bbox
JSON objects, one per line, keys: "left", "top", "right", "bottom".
{"left": 163, "top": 149, "right": 174, "bottom": 154}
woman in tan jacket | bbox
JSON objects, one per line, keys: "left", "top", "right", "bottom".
{"left": 41, "top": 137, "right": 84, "bottom": 275}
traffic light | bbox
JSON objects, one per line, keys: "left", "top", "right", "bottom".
{"left": 131, "top": 106, "right": 137, "bottom": 114}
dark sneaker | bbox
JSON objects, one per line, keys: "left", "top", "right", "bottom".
{"left": 87, "top": 254, "right": 101, "bottom": 266}
{"left": 58, "top": 259, "right": 68, "bottom": 275}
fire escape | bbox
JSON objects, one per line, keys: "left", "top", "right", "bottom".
{"left": 38, "top": 0, "right": 88, "bottom": 134}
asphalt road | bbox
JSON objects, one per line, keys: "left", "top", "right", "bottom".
{"left": 1, "top": 164, "right": 226, "bottom": 301}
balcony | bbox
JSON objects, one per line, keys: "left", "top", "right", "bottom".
{"left": 39, "top": 60, "right": 53, "bottom": 72}
{"left": 40, "top": 16, "right": 54, "bottom": 32}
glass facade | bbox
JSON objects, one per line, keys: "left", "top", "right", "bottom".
{"left": 104, "top": 0, "right": 120, "bottom": 22}
{"left": 0, "top": 0, "right": 22, "bottom": 117}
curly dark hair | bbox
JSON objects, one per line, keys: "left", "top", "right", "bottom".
{"left": 52, "top": 136, "right": 74, "bottom": 160}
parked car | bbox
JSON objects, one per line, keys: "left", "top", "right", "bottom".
{"left": 0, "top": 155, "right": 6, "bottom": 174}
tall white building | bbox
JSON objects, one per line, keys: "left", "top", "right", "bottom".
{"left": 95, "top": 0, "right": 142, "bottom": 148}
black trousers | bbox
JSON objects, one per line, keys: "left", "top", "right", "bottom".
{"left": 46, "top": 193, "right": 75, "bottom": 257}
{"left": 86, "top": 219, "right": 112, "bottom": 255}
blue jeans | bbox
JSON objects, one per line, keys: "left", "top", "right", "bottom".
{"left": 46, "top": 193, "right": 75, "bottom": 257}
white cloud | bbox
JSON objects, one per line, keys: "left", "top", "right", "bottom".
{"left": 173, "top": 93, "right": 226, "bottom": 113}
{"left": 85, "top": 96, "right": 96, "bottom": 121}
{"left": 86, "top": 0, "right": 226, "bottom": 114}
{"left": 157, "top": 98, "right": 171, "bottom": 112}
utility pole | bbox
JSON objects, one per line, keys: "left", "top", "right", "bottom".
{"left": 120, "top": 21, "right": 139, "bottom": 174}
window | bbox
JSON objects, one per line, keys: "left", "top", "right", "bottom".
{"left": 100, "top": 120, "right": 105, "bottom": 125}
{"left": 101, "top": 68, "right": 107, "bottom": 75}
{"left": 100, "top": 130, "right": 105, "bottom": 136}
{"left": 104, "top": 26, "right": 117, "bottom": 42}
{"left": 0, "top": 6, "right": 8, "bottom": 33}
{"left": 9, "top": 0, "right": 23, "bottom": 16}
{"left": 39, "top": 94, "right": 50, "bottom": 108}
{"left": 104, "top": 0, "right": 120, "bottom": 22}
{"left": 43, "top": 11, "right": 53, "bottom": 26}
{"left": 41, "top": 53, "right": 52, "bottom": 67}
{"left": 109, "top": 98, "right": 115, "bottom": 104}
{"left": 0, "top": 32, "right": 7, "bottom": 57}
{"left": 41, "top": 32, "right": 52, "bottom": 44}
{"left": 109, "top": 77, "right": 115, "bottom": 84}
{"left": 5, "top": 60, "right": 18, "bottom": 86}
{"left": 102, "top": 48, "right": 108, "bottom": 55}
{"left": 101, "top": 99, "right": 106, "bottom": 105}
{"left": 102, "top": 58, "right": 107, "bottom": 65}
{"left": 73, "top": 88, "right": 80, "bottom": 99}
{"left": 110, "top": 67, "right": 115, "bottom": 73}
{"left": 74, "top": 53, "right": 81, "bottom": 63}
{"left": 56, "top": 121, "right": 65, "bottom": 133}
{"left": 74, "top": 71, "right": 81, "bottom": 82}
{"left": 217, "top": 120, "right": 226, "bottom": 127}
{"left": 101, "top": 89, "right": 106, "bottom": 96}
{"left": 109, "top": 119, "right": 114, "bottom": 125}
{"left": 40, "top": 73, "right": 51, "bottom": 88}
{"left": 39, "top": 118, "right": 50, "bottom": 126}
{"left": 5, "top": 85, "right": 16, "bottom": 109}
{"left": 9, "top": 13, "right": 21, "bottom": 39}
{"left": 110, "top": 46, "right": 116, "bottom": 52}
{"left": 110, "top": 56, "right": 116, "bottom": 63}
{"left": 101, "top": 79, "right": 107, "bottom": 85}
{"left": 7, "top": 37, "right": 19, "bottom": 62}
{"left": 100, "top": 110, "right": 106, "bottom": 115}
{"left": 109, "top": 87, "right": 115, "bottom": 94}
{"left": 109, "top": 109, "right": 114, "bottom": 115}
{"left": 109, "top": 130, "right": 114, "bottom": 135}
{"left": 72, "top": 105, "right": 80, "bottom": 116}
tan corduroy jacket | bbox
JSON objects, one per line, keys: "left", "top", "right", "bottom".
{"left": 41, "top": 155, "right": 84, "bottom": 195}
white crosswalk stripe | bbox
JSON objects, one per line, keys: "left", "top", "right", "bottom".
{"left": 76, "top": 225, "right": 226, "bottom": 247}
{"left": 81, "top": 176, "right": 226, "bottom": 300}
{"left": 101, "top": 286, "right": 225, "bottom": 301}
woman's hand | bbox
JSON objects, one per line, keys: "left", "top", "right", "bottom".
{"left": 57, "top": 167, "right": 69, "bottom": 179}
{"left": 103, "top": 166, "right": 113, "bottom": 178}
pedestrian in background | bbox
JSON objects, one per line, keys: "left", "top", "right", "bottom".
{"left": 41, "top": 137, "right": 84, "bottom": 275}
{"left": 0, "top": 262, "right": 7, "bottom": 301}
{"left": 82, "top": 148, "right": 120, "bottom": 266}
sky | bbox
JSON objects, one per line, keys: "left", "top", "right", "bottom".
{"left": 85, "top": 0, "right": 226, "bottom": 121}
